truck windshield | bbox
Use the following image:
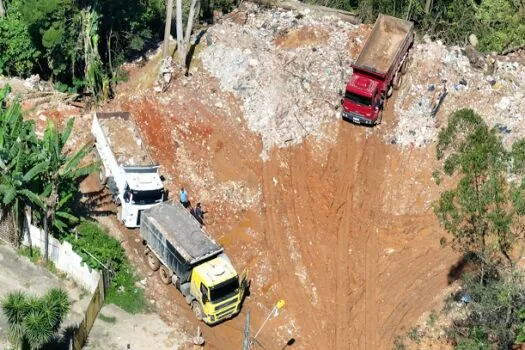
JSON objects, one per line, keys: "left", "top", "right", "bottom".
{"left": 209, "top": 278, "right": 239, "bottom": 303}
{"left": 345, "top": 91, "right": 372, "bottom": 106}
{"left": 131, "top": 189, "right": 164, "bottom": 205}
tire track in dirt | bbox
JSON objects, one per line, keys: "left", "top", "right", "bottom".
{"left": 332, "top": 125, "right": 384, "bottom": 349}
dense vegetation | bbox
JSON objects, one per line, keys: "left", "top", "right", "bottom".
{"left": 1, "top": 288, "right": 70, "bottom": 350}
{"left": 0, "top": 86, "right": 96, "bottom": 261}
{"left": 434, "top": 109, "right": 525, "bottom": 348}
{"left": 65, "top": 221, "right": 148, "bottom": 314}
{"left": 0, "top": 0, "right": 166, "bottom": 99}
{"left": 1, "top": 0, "right": 523, "bottom": 98}
{"left": 317, "top": 0, "right": 525, "bottom": 54}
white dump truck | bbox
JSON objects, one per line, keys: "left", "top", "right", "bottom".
{"left": 92, "top": 112, "right": 165, "bottom": 228}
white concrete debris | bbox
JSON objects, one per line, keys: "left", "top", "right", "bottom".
{"left": 200, "top": 5, "right": 355, "bottom": 159}
{"left": 389, "top": 38, "right": 525, "bottom": 148}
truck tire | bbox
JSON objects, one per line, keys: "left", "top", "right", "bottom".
{"left": 393, "top": 73, "right": 403, "bottom": 90}
{"left": 99, "top": 166, "right": 107, "bottom": 186}
{"left": 376, "top": 110, "right": 384, "bottom": 125}
{"left": 146, "top": 252, "right": 161, "bottom": 271}
{"left": 159, "top": 265, "right": 172, "bottom": 285}
{"left": 192, "top": 301, "right": 203, "bottom": 322}
{"left": 401, "top": 53, "right": 412, "bottom": 75}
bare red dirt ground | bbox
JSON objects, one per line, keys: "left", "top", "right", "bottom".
{"left": 93, "top": 65, "right": 459, "bottom": 349}
{"left": 37, "top": 22, "right": 462, "bottom": 349}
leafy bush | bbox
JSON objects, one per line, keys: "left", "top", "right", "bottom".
{"left": 447, "top": 271, "right": 525, "bottom": 348}
{"left": 64, "top": 221, "right": 126, "bottom": 271}
{"left": 64, "top": 221, "right": 148, "bottom": 313}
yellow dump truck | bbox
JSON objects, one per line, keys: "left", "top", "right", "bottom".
{"left": 140, "top": 202, "right": 247, "bottom": 324}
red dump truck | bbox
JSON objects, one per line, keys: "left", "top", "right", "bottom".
{"left": 341, "top": 14, "right": 414, "bottom": 125}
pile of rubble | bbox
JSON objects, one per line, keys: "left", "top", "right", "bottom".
{"left": 390, "top": 37, "right": 525, "bottom": 148}
{"left": 200, "top": 3, "right": 356, "bottom": 159}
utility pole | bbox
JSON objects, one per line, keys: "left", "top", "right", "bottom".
{"left": 163, "top": 0, "right": 174, "bottom": 58}
{"left": 242, "top": 311, "right": 251, "bottom": 350}
{"left": 0, "top": 0, "right": 5, "bottom": 18}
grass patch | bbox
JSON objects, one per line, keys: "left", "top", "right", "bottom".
{"left": 427, "top": 309, "right": 438, "bottom": 327}
{"left": 98, "top": 313, "right": 117, "bottom": 323}
{"left": 407, "top": 327, "right": 421, "bottom": 344}
{"left": 65, "top": 221, "right": 148, "bottom": 314}
{"left": 18, "top": 246, "right": 57, "bottom": 273}
{"left": 104, "top": 262, "right": 148, "bottom": 314}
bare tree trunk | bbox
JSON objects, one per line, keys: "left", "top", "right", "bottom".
{"left": 163, "top": 0, "right": 174, "bottom": 58}
{"left": 185, "top": 0, "right": 201, "bottom": 45}
{"left": 176, "top": 0, "right": 185, "bottom": 65}
{"left": 0, "top": 0, "right": 5, "bottom": 18}
{"left": 424, "top": 0, "right": 433, "bottom": 13}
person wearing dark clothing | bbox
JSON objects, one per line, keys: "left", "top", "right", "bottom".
{"left": 179, "top": 187, "right": 189, "bottom": 208}
{"left": 194, "top": 202, "right": 205, "bottom": 226}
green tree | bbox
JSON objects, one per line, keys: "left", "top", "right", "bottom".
{"left": 433, "top": 109, "right": 525, "bottom": 275}
{"left": 0, "top": 14, "right": 40, "bottom": 76}
{"left": 0, "top": 86, "right": 44, "bottom": 246}
{"left": 37, "top": 118, "right": 97, "bottom": 262}
{"left": 448, "top": 271, "right": 525, "bottom": 348}
{"left": 1, "top": 288, "right": 70, "bottom": 350}
{"left": 475, "top": 0, "right": 525, "bottom": 53}
{"left": 11, "top": 0, "right": 79, "bottom": 81}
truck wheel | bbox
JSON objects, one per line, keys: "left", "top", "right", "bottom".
{"left": 146, "top": 252, "right": 160, "bottom": 271}
{"left": 159, "top": 265, "right": 172, "bottom": 285}
{"left": 376, "top": 110, "right": 384, "bottom": 125}
{"left": 401, "top": 54, "right": 412, "bottom": 75}
{"left": 192, "top": 301, "right": 204, "bottom": 322}
{"left": 393, "top": 74, "right": 403, "bottom": 90}
{"left": 98, "top": 167, "right": 107, "bottom": 186}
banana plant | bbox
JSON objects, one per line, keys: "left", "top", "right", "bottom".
{"left": 0, "top": 86, "right": 43, "bottom": 246}
{"left": 37, "top": 118, "right": 98, "bottom": 262}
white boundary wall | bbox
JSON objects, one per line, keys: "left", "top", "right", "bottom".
{"left": 22, "top": 214, "right": 100, "bottom": 293}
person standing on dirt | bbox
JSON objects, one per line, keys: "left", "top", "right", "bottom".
{"left": 179, "top": 187, "right": 189, "bottom": 208}
{"left": 194, "top": 202, "right": 206, "bottom": 226}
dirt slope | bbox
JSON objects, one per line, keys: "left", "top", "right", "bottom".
{"left": 258, "top": 104, "right": 458, "bottom": 349}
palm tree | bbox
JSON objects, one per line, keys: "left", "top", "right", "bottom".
{"left": 38, "top": 118, "right": 98, "bottom": 262}
{"left": 2, "top": 288, "right": 70, "bottom": 350}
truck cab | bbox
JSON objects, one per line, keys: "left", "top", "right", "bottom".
{"left": 117, "top": 167, "right": 164, "bottom": 227}
{"left": 190, "top": 254, "right": 243, "bottom": 325}
{"left": 342, "top": 73, "right": 382, "bottom": 125}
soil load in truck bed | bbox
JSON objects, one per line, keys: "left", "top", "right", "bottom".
{"left": 141, "top": 203, "right": 223, "bottom": 267}
{"left": 354, "top": 14, "right": 414, "bottom": 74}
{"left": 96, "top": 112, "right": 154, "bottom": 166}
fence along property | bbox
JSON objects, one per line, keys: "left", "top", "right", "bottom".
{"left": 21, "top": 211, "right": 111, "bottom": 349}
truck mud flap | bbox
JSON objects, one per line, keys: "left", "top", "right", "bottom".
{"left": 137, "top": 210, "right": 143, "bottom": 226}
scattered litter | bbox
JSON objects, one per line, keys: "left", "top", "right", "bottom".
{"left": 389, "top": 39, "right": 525, "bottom": 148}
{"left": 200, "top": 4, "right": 357, "bottom": 159}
